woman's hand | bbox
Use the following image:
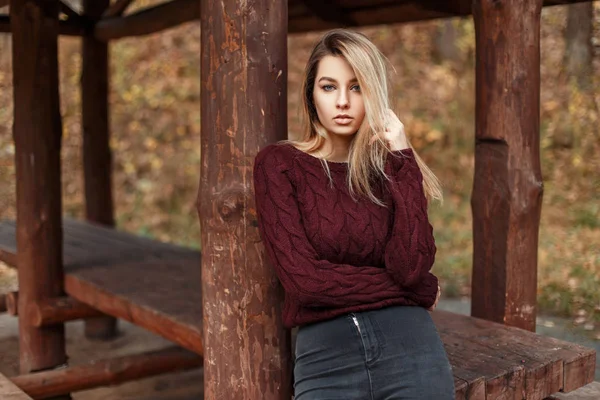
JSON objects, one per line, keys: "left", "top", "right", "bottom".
{"left": 428, "top": 285, "right": 441, "bottom": 312}
{"left": 369, "top": 108, "right": 409, "bottom": 151}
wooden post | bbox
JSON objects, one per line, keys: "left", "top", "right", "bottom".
{"left": 10, "top": 1, "right": 70, "bottom": 397}
{"left": 471, "top": 0, "right": 544, "bottom": 331}
{"left": 81, "top": 0, "right": 118, "bottom": 340}
{"left": 198, "top": 0, "right": 291, "bottom": 398}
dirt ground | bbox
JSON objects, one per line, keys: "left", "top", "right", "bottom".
{"left": 0, "top": 314, "right": 204, "bottom": 400}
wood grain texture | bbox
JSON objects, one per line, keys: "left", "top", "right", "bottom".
{"left": 470, "top": 0, "right": 544, "bottom": 332}
{"left": 433, "top": 310, "right": 596, "bottom": 399}
{"left": 10, "top": 0, "right": 68, "bottom": 378}
{"left": 199, "top": 0, "right": 292, "bottom": 398}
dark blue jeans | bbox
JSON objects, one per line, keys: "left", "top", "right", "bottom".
{"left": 293, "top": 306, "right": 455, "bottom": 399}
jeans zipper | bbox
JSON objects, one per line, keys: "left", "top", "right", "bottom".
{"left": 351, "top": 314, "right": 362, "bottom": 335}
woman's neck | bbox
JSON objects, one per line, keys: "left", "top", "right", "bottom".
{"left": 319, "top": 135, "right": 354, "bottom": 162}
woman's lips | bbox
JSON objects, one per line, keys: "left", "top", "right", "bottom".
{"left": 333, "top": 117, "right": 353, "bottom": 125}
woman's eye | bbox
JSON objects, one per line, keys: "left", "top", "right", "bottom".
{"left": 322, "top": 85, "right": 335, "bottom": 91}
{"left": 351, "top": 85, "right": 361, "bottom": 92}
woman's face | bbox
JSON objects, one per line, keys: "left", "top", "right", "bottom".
{"left": 312, "top": 55, "right": 365, "bottom": 138}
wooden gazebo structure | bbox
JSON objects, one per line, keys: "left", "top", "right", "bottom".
{"left": 0, "top": 0, "right": 597, "bottom": 399}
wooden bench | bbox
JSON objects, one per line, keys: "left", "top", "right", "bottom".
{"left": 0, "top": 218, "right": 596, "bottom": 399}
{"left": 0, "top": 218, "right": 203, "bottom": 354}
{"left": 0, "top": 373, "right": 33, "bottom": 400}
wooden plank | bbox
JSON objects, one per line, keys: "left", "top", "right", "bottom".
{"left": 10, "top": 0, "right": 69, "bottom": 380}
{"left": 64, "top": 259, "right": 203, "bottom": 355}
{"left": 0, "top": 373, "right": 33, "bottom": 400}
{"left": 471, "top": 0, "right": 544, "bottom": 331}
{"left": 200, "top": 0, "right": 291, "bottom": 398}
{"left": 435, "top": 311, "right": 561, "bottom": 399}
{"left": 440, "top": 330, "right": 527, "bottom": 399}
{"left": 0, "top": 219, "right": 199, "bottom": 268}
{"left": 434, "top": 311, "right": 596, "bottom": 396}
{"left": 450, "top": 368, "right": 486, "bottom": 400}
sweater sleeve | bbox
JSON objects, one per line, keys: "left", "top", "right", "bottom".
{"left": 383, "top": 148, "right": 438, "bottom": 305}
{"left": 253, "top": 146, "right": 407, "bottom": 308}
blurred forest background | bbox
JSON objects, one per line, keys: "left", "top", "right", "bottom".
{"left": 0, "top": 2, "right": 598, "bottom": 335}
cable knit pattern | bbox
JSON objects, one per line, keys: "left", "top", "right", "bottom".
{"left": 253, "top": 142, "right": 438, "bottom": 328}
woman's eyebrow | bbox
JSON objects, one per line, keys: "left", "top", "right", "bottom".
{"left": 317, "top": 76, "right": 358, "bottom": 84}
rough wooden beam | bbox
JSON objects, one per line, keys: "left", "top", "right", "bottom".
{"left": 102, "top": 0, "right": 134, "bottom": 18}
{"left": 0, "top": 15, "right": 85, "bottom": 35}
{"left": 10, "top": 0, "right": 69, "bottom": 385}
{"left": 94, "top": 0, "right": 198, "bottom": 41}
{"left": 81, "top": 0, "right": 119, "bottom": 342}
{"left": 26, "top": 297, "right": 105, "bottom": 328}
{"left": 10, "top": 347, "right": 202, "bottom": 399}
{"left": 298, "top": 0, "right": 357, "bottom": 27}
{"left": 288, "top": 3, "right": 458, "bottom": 33}
{"left": 471, "top": 0, "right": 544, "bottom": 331}
{"left": 199, "top": 0, "right": 291, "bottom": 398}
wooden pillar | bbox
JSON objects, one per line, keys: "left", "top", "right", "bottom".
{"left": 471, "top": 0, "right": 544, "bottom": 331}
{"left": 81, "top": 0, "right": 118, "bottom": 341}
{"left": 198, "top": 0, "right": 291, "bottom": 398}
{"left": 10, "top": 1, "right": 70, "bottom": 398}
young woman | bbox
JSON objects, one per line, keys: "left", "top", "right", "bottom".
{"left": 253, "top": 29, "right": 455, "bottom": 399}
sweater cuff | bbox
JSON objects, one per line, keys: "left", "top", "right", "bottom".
{"left": 386, "top": 148, "right": 419, "bottom": 177}
{"left": 411, "top": 273, "right": 439, "bottom": 309}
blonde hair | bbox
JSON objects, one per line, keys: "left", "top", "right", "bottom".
{"left": 284, "top": 29, "right": 442, "bottom": 206}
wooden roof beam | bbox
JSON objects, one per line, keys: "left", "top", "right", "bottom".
{"left": 298, "top": 0, "right": 358, "bottom": 28}
{"left": 103, "top": 0, "right": 134, "bottom": 18}
{"left": 94, "top": 0, "right": 198, "bottom": 41}
{"left": 0, "top": 14, "right": 85, "bottom": 35}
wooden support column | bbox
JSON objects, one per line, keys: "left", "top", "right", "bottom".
{"left": 471, "top": 0, "right": 544, "bottom": 331}
{"left": 198, "top": 0, "right": 291, "bottom": 398}
{"left": 81, "top": 0, "right": 118, "bottom": 340}
{"left": 10, "top": 1, "right": 70, "bottom": 398}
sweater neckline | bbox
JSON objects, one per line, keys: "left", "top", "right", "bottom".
{"left": 284, "top": 143, "right": 349, "bottom": 172}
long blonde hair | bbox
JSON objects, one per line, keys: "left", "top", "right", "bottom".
{"left": 284, "top": 29, "right": 442, "bottom": 206}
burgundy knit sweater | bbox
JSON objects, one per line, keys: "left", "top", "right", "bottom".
{"left": 253, "top": 142, "right": 439, "bottom": 328}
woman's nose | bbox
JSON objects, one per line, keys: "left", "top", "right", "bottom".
{"left": 336, "top": 90, "right": 349, "bottom": 109}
